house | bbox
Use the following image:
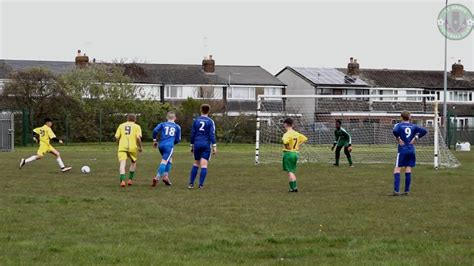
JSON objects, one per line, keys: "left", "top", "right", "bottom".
{"left": 0, "top": 54, "right": 286, "bottom": 114}
{"left": 276, "top": 58, "right": 474, "bottom": 130}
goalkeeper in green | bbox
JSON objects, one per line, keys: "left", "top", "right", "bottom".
{"left": 331, "top": 119, "right": 353, "bottom": 167}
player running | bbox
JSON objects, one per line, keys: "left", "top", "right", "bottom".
{"left": 19, "top": 118, "right": 72, "bottom": 172}
{"left": 151, "top": 111, "right": 181, "bottom": 187}
{"left": 331, "top": 119, "right": 353, "bottom": 167}
{"left": 115, "top": 114, "right": 143, "bottom": 187}
{"left": 188, "top": 104, "right": 216, "bottom": 189}
{"left": 282, "top": 118, "right": 308, "bottom": 192}
{"left": 392, "top": 111, "right": 427, "bottom": 196}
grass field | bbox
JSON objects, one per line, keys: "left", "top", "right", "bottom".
{"left": 0, "top": 144, "right": 472, "bottom": 265}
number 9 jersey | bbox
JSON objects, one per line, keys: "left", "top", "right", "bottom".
{"left": 115, "top": 121, "right": 142, "bottom": 152}
{"left": 392, "top": 122, "right": 427, "bottom": 153}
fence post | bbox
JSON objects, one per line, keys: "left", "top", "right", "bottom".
{"left": 65, "top": 111, "right": 69, "bottom": 145}
{"left": 22, "top": 108, "right": 28, "bottom": 146}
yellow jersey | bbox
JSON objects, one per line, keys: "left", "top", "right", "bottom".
{"left": 115, "top": 122, "right": 142, "bottom": 152}
{"left": 33, "top": 125, "right": 56, "bottom": 146}
{"left": 282, "top": 130, "right": 308, "bottom": 152}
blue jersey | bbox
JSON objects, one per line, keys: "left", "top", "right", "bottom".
{"left": 152, "top": 121, "right": 181, "bottom": 148}
{"left": 393, "top": 122, "right": 427, "bottom": 153}
{"left": 191, "top": 116, "right": 216, "bottom": 147}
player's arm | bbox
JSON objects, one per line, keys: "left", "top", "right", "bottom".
{"left": 136, "top": 126, "right": 143, "bottom": 152}
{"left": 393, "top": 124, "right": 404, "bottom": 145}
{"left": 282, "top": 135, "right": 290, "bottom": 150}
{"left": 115, "top": 126, "right": 121, "bottom": 144}
{"left": 152, "top": 123, "right": 161, "bottom": 148}
{"left": 210, "top": 120, "right": 217, "bottom": 154}
{"left": 190, "top": 120, "right": 196, "bottom": 152}
{"left": 48, "top": 128, "right": 63, "bottom": 144}
{"left": 342, "top": 129, "right": 352, "bottom": 151}
{"left": 331, "top": 130, "right": 338, "bottom": 151}
{"left": 174, "top": 125, "right": 182, "bottom": 145}
{"left": 32, "top": 128, "right": 40, "bottom": 143}
{"left": 410, "top": 126, "right": 428, "bottom": 144}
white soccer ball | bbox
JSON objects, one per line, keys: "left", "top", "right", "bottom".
{"left": 81, "top": 166, "right": 91, "bottom": 174}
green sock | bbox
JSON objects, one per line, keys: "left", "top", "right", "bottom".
{"left": 129, "top": 171, "right": 135, "bottom": 180}
{"left": 289, "top": 181, "right": 297, "bottom": 190}
{"left": 335, "top": 157, "right": 339, "bottom": 165}
{"left": 292, "top": 181, "right": 297, "bottom": 190}
{"left": 347, "top": 157, "right": 353, "bottom": 165}
{"left": 120, "top": 174, "right": 126, "bottom": 181}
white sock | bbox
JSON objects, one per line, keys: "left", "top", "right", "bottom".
{"left": 56, "top": 157, "right": 65, "bottom": 169}
{"left": 25, "top": 155, "right": 38, "bottom": 164}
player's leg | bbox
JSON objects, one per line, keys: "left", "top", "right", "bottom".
{"left": 118, "top": 152, "right": 127, "bottom": 187}
{"left": 128, "top": 152, "right": 138, "bottom": 186}
{"left": 283, "top": 152, "right": 298, "bottom": 192}
{"left": 20, "top": 145, "right": 47, "bottom": 169}
{"left": 162, "top": 157, "right": 173, "bottom": 186}
{"left": 393, "top": 153, "right": 403, "bottom": 196}
{"left": 198, "top": 147, "right": 212, "bottom": 188}
{"left": 404, "top": 166, "right": 412, "bottom": 194}
{"left": 344, "top": 146, "right": 353, "bottom": 166}
{"left": 50, "top": 147, "right": 71, "bottom": 172}
{"left": 188, "top": 146, "right": 201, "bottom": 188}
{"left": 334, "top": 146, "right": 342, "bottom": 166}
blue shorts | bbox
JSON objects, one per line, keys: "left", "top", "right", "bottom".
{"left": 159, "top": 145, "right": 174, "bottom": 162}
{"left": 396, "top": 152, "right": 416, "bottom": 167}
{"left": 194, "top": 144, "right": 211, "bottom": 161}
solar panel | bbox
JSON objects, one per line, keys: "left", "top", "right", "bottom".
{"left": 292, "top": 67, "right": 368, "bottom": 86}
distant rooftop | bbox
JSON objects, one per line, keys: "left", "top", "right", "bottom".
{"left": 276, "top": 67, "right": 369, "bottom": 87}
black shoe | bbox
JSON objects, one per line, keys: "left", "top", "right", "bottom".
{"left": 289, "top": 189, "right": 298, "bottom": 193}
{"left": 333, "top": 164, "right": 339, "bottom": 167}
{"left": 198, "top": 185, "right": 204, "bottom": 189}
{"left": 187, "top": 184, "right": 194, "bottom": 189}
{"left": 162, "top": 179, "right": 172, "bottom": 186}
{"left": 19, "top": 158, "right": 26, "bottom": 169}
{"left": 402, "top": 192, "right": 409, "bottom": 196}
{"left": 392, "top": 192, "right": 401, "bottom": 196}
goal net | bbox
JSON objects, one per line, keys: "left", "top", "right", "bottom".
{"left": 255, "top": 94, "right": 460, "bottom": 168}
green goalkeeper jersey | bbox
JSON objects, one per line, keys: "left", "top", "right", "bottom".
{"left": 334, "top": 127, "right": 352, "bottom": 147}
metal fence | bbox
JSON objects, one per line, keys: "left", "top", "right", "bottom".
{"left": 0, "top": 112, "right": 14, "bottom": 152}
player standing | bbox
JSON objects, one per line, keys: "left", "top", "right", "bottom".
{"left": 188, "top": 104, "right": 216, "bottom": 189}
{"left": 282, "top": 118, "right": 307, "bottom": 192}
{"left": 151, "top": 111, "right": 181, "bottom": 187}
{"left": 19, "top": 118, "right": 72, "bottom": 172}
{"left": 115, "top": 114, "right": 143, "bottom": 187}
{"left": 392, "top": 111, "right": 427, "bottom": 196}
{"left": 331, "top": 119, "right": 353, "bottom": 167}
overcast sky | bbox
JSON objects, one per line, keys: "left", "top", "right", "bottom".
{"left": 1, "top": 0, "right": 473, "bottom": 74}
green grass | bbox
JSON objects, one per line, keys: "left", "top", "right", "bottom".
{"left": 0, "top": 144, "right": 472, "bottom": 265}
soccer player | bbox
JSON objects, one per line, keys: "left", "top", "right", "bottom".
{"left": 282, "top": 118, "right": 308, "bottom": 192}
{"left": 188, "top": 104, "right": 216, "bottom": 189}
{"left": 19, "top": 118, "right": 72, "bottom": 172}
{"left": 331, "top": 119, "right": 353, "bottom": 167}
{"left": 151, "top": 111, "right": 181, "bottom": 187}
{"left": 115, "top": 114, "right": 143, "bottom": 187}
{"left": 392, "top": 111, "right": 427, "bottom": 196}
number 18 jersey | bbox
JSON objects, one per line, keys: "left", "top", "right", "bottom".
{"left": 152, "top": 121, "right": 181, "bottom": 148}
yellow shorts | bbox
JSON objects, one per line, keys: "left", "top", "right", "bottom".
{"left": 118, "top": 151, "right": 138, "bottom": 162}
{"left": 37, "top": 144, "right": 55, "bottom": 156}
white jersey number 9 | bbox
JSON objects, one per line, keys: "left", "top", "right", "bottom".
{"left": 405, "top": 127, "right": 412, "bottom": 138}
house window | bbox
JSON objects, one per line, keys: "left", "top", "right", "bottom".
{"left": 227, "top": 87, "right": 256, "bottom": 100}
{"left": 449, "top": 91, "right": 472, "bottom": 102}
{"left": 264, "top": 87, "right": 282, "bottom": 96}
{"left": 165, "top": 86, "right": 198, "bottom": 99}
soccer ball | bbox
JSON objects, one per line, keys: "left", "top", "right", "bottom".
{"left": 81, "top": 166, "right": 91, "bottom": 174}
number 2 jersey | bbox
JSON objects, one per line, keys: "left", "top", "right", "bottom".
{"left": 282, "top": 130, "right": 308, "bottom": 152}
{"left": 152, "top": 121, "right": 181, "bottom": 148}
{"left": 115, "top": 121, "right": 142, "bottom": 152}
{"left": 190, "top": 116, "right": 216, "bottom": 147}
{"left": 392, "top": 122, "right": 427, "bottom": 154}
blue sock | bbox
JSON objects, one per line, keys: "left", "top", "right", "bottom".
{"left": 394, "top": 173, "right": 401, "bottom": 193}
{"left": 405, "top": 173, "right": 411, "bottom": 193}
{"left": 199, "top": 168, "right": 208, "bottom": 186}
{"left": 165, "top": 162, "right": 172, "bottom": 173}
{"left": 189, "top": 165, "right": 199, "bottom": 185}
{"left": 157, "top": 163, "right": 166, "bottom": 177}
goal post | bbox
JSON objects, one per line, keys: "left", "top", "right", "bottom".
{"left": 255, "top": 94, "right": 459, "bottom": 168}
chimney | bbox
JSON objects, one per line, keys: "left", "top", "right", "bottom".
{"left": 202, "top": 55, "right": 215, "bottom": 73}
{"left": 451, "top": 60, "right": 464, "bottom": 79}
{"left": 347, "top": 57, "right": 360, "bottom": 76}
{"left": 75, "top": 49, "right": 89, "bottom": 68}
